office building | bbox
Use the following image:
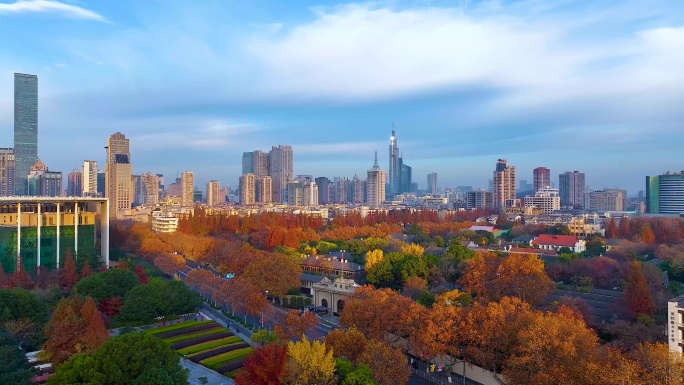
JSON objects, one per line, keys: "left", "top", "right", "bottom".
{"left": 67, "top": 170, "right": 82, "bottom": 197}
{"left": 82, "top": 160, "right": 98, "bottom": 196}
{"left": 287, "top": 180, "right": 304, "bottom": 206}
{"left": 256, "top": 176, "right": 272, "bottom": 204}
{"left": 239, "top": 173, "right": 256, "bottom": 205}
{"left": 96, "top": 172, "right": 105, "bottom": 197}
{"left": 242, "top": 152, "right": 254, "bottom": 175}
{"left": 533, "top": 167, "right": 551, "bottom": 192}
{"left": 269, "top": 145, "right": 293, "bottom": 203}
{"left": 559, "top": 171, "right": 586, "bottom": 208}
{"left": 523, "top": 187, "right": 560, "bottom": 214}
{"left": 427, "top": 172, "right": 438, "bottom": 195}
{"left": 206, "top": 180, "right": 221, "bottom": 206}
{"left": 105, "top": 132, "right": 132, "bottom": 219}
{"left": 131, "top": 175, "right": 142, "bottom": 206}
{"left": 180, "top": 171, "right": 194, "bottom": 207}
{"left": 366, "top": 152, "right": 386, "bottom": 208}
{"left": 0, "top": 148, "right": 14, "bottom": 196}
{"left": 193, "top": 190, "right": 203, "bottom": 203}
{"left": 352, "top": 175, "right": 365, "bottom": 204}
{"left": 13, "top": 73, "right": 38, "bottom": 196}
{"left": 167, "top": 177, "right": 181, "bottom": 197}
{"left": 493, "top": 159, "right": 516, "bottom": 208}
{"left": 141, "top": 172, "right": 160, "bottom": 205}
{"left": 388, "top": 130, "right": 412, "bottom": 197}
{"left": 587, "top": 189, "right": 627, "bottom": 212}
{"left": 315, "top": 177, "right": 331, "bottom": 204}
{"left": 466, "top": 189, "right": 493, "bottom": 209}
{"left": 646, "top": 172, "right": 684, "bottom": 214}
{"left": 27, "top": 160, "right": 62, "bottom": 197}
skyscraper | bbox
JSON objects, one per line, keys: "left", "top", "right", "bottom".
{"left": 256, "top": 176, "right": 272, "bottom": 204}
{"left": 427, "top": 172, "right": 438, "bottom": 195}
{"left": 352, "top": 175, "right": 365, "bottom": 204}
{"left": 131, "top": 175, "right": 142, "bottom": 206}
{"left": 315, "top": 177, "right": 331, "bottom": 204}
{"left": 253, "top": 150, "right": 269, "bottom": 178}
{"left": 242, "top": 152, "right": 254, "bottom": 174}
{"left": 240, "top": 173, "right": 256, "bottom": 205}
{"left": 533, "top": 167, "right": 551, "bottom": 192}
{"left": 269, "top": 145, "right": 293, "bottom": 203}
{"left": 105, "top": 132, "right": 132, "bottom": 219}
{"left": 0, "top": 148, "right": 15, "bottom": 196}
{"left": 303, "top": 181, "right": 318, "bottom": 206}
{"left": 335, "top": 177, "right": 350, "bottom": 204}
{"left": 493, "top": 159, "right": 516, "bottom": 208}
{"left": 14, "top": 73, "right": 38, "bottom": 195}
{"left": 97, "top": 172, "right": 105, "bottom": 197}
{"left": 180, "top": 171, "right": 194, "bottom": 207}
{"left": 141, "top": 172, "right": 160, "bottom": 205}
{"left": 82, "top": 160, "right": 98, "bottom": 196}
{"left": 67, "top": 170, "right": 82, "bottom": 197}
{"left": 389, "top": 130, "right": 400, "bottom": 197}
{"left": 206, "top": 180, "right": 220, "bottom": 206}
{"left": 559, "top": 171, "right": 586, "bottom": 208}
{"left": 646, "top": 172, "right": 684, "bottom": 214}
{"left": 27, "top": 160, "right": 61, "bottom": 197}
{"left": 367, "top": 152, "right": 387, "bottom": 208}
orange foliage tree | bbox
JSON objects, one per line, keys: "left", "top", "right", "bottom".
{"left": 284, "top": 310, "right": 319, "bottom": 340}
{"left": 243, "top": 253, "right": 300, "bottom": 297}
{"left": 625, "top": 261, "right": 656, "bottom": 318}
{"left": 358, "top": 339, "right": 410, "bottom": 385}
{"left": 324, "top": 328, "right": 368, "bottom": 364}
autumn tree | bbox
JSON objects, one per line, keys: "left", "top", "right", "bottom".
{"left": 325, "top": 328, "right": 368, "bottom": 364}
{"left": 153, "top": 253, "right": 188, "bottom": 276}
{"left": 79, "top": 296, "right": 108, "bottom": 353}
{"left": 400, "top": 243, "right": 424, "bottom": 257}
{"left": 414, "top": 302, "right": 464, "bottom": 367}
{"left": 42, "top": 296, "right": 86, "bottom": 365}
{"left": 0, "top": 262, "right": 7, "bottom": 288}
{"left": 284, "top": 336, "right": 336, "bottom": 385}
{"left": 619, "top": 217, "right": 632, "bottom": 239}
{"left": 625, "top": 261, "right": 656, "bottom": 318}
{"left": 80, "top": 260, "right": 93, "bottom": 279}
{"left": 629, "top": 342, "right": 684, "bottom": 385}
{"left": 8, "top": 258, "right": 32, "bottom": 289}
{"left": 61, "top": 249, "right": 79, "bottom": 291}
{"left": 494, "top": 253, "right": 554, "bottom": 306}
{"left": 358, "top": 339, "right": 409, "bottom": 385}
{"left": 235, "top": 342, "right": 288, "bottom": 385}
{"left": 606, "top": 218, "right": 619, "bottom": 239}
{"left": 285, "top": 310, "right": 319, "bottom": 340}
{"left": 638, "top": 223, "right": 656, "bottom": 244}
{"left": 364, "top": 249, "right": 383, "bottom": 269}
{"left": 134, "top": 264, "right": 148, "bottom": 284}
{"left": 401, "top": 276, "right": 427, "bottom": 300}
{"left": 243, "top": 252, "right": 300, "bottom": 297}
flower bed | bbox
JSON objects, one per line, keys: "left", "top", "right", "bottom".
{"left": 217, "top": 358, "right": 247, "bottom": 375}
{"left": 176, "top": 336, "right": 243, "bottom": 355}
{"left": 170, "top": 331, "right": 234, "bottom": 350}
{"left": 189, "top": 342, "right": 250, "bottom": 363}
{"left": 145, "top": 320, "right": 213, "bottom": 335}
{"left": 161, "top": 327, "right": 225, "bottom": 344}
{"left": 200, "top": 347, "right": 253, "bottom": 369}
{"left": 156, "top": 322, "right": 219, "bottom": 338}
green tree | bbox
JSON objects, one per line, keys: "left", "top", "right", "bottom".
{"left": 439, "top": 241, "right": 476, "bottom": 282}
{"left": 584, "top": 237, "right": 606, "bottom": 257}
{"left": 342, "top": 365, "right": 376, "bottom": 385}
{"left": 47, "top": 332, "right": 188, "bottom": 385}
{"left": 0, "top": 333, "right": 34, "bottom": 385}
{"left": 73, "top": 268, "right": 139, "bottom": 302}
{"left": 0, "top": 289, "right": 49, "bottom": 349}
{"left": 118, "top": 278, "right": 200, "bottom": 323}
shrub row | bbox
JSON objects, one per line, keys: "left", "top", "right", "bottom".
{"left": 162, "top": 328, "right": 224, "bottom": 344}
{"left": 171, "top": 331, "right": 234, "bottom": 350}
{"left": 217, "top": 358, "right": 247, "bottom": 375}
{"left": 176, "top": 336, "right": 243, "bottom": 356}
{"left": 200, "top": 347, "right": 253, "bottom": 369}
{"left": 145, "top": 320, "right": 212, "bottom": 335}
{"left": 156, "top": 322, "right": 218, "bottom": 338}
{"left": 189, "top": 342, "right": 250, "bottom": 363}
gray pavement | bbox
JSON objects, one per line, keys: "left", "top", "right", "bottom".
{"left": 181, "top": 358, "right": 234, "bottom": 385}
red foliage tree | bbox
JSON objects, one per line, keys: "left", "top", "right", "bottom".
{"left": 80, "top": 259, "right": 93, "bottom": 279}
{"left": 61, "top": 249, "right": 79, "bottom": 290}
{"left": 134, "top": 263, "right": 148, "bottom": 284}
{"left": 638, "top": 224, "right": 656, "bottom": 245}
{"left": 117, "top": 261, "right": 129, "bottom": 270}
{"left": 99, "top": 296, "right": 123, "bottom": 317}
{"left": 80, "top": 296, "right": 109, "bottom": 352}
{"left": 234, "top": 342, "right": 288, "bottom": 385}
{"left": 0, "top": 261, "right": 7, "bottom": 288}
{"left": 606, "top": 218, "right": 619, "bottom": 239}
{"left": 618, "top": 217, "right": 632, "bottom": 239}
{"left": 625, "top": 261, "right": 656, "bottom": 318}
{"left": 8, "top": 257, "right": 32, "bottom": 289}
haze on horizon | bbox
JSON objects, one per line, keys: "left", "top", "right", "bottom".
{"left": 1, "top": 0, "right": 683, "bottom": 194}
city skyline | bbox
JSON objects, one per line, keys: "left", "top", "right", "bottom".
{"left": 1, "top": 1, "right": 683, "bottom": 193}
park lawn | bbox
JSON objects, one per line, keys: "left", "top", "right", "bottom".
{"left": 161, "top": 327, "right": 225, "bottom": 344}
{"left": 200, "top": 347, "right": 253, "bottom": 369}
{"left": 145, "top": 320, "right": 214, "bottom": 335}
{"left": 177, "top": 336, "right": 243, "bottom": 356}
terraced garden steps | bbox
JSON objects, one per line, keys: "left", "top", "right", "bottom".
{"left": 170, "top": 331, "right": 235, "bottom": 350}
{"left": 177, "top": 336, "right": 243, "bottom": 355}
{"left": 145, "top": 320, "right": 214, "bottom": 335}
{"left": 156, "top": 322, "right": 220, "bottom": 338}
{"left": 200, "top": 347, "right": 253, "bottom": 369}
{"left": 161, "top": 327, "right": 226, "bottom": 344}
{"left": 189, "top": 342, "right": 250, "bottom": 363}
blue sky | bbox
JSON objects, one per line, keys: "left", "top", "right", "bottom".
{"left": 1, "top": 0, "right": 683, "bottom": 194}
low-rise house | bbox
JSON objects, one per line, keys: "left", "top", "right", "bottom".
{"left": 531, "top": 234, "right": 586, "bottom": 253}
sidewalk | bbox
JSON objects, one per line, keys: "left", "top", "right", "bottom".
{"left": 199, "top": 303, "right": 253, "bottom": 344}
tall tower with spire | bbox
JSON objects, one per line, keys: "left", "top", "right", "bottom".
{"left": 367, "top": 151, "right": 386, "bottom": 208}
{"left": 388, "top": 129, "right": 399, "bottom": 197}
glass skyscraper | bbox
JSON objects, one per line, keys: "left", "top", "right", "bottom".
{"left": 14, "top": 73, "right": 38, "bottom": 196}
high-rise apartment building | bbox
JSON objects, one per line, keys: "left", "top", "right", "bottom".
{"left": 559, "top": 171, "right": 586, "bottom": 208}
{"left": 646, "top": 172, "right": 684, "bottom": 214}
{"left": 269, "top": 145, "right": 293, "bottom": 203}
{"left": 352, "top": 175, "right": 365, "bottom": 204}
{"left": 180, "top": 171, "right": 194, "bottom": 207}
{"left": 240, "top": 173, "right": 256, "bottom": 205}
{"left": 493, "top": 159, "right": 516, "bottom": 208}
{"left": 27, "top": 160, "right": 61, "bottom": 197}
{"left": 523, "top": 187, "right": 560, "bottom": 214}
{"left": 0, "top": 148, "right": 14, "bottom": 196}
{"left": 466, "top": 189, "right": 493, "bottom": 209}
{"left": 427, "top": 172, "right": 438, "bottom": 195}
{"left": 242, "top": 152, "right": 254, "bottom": 174}
{"left": 253, "top": 150, "right": 269, "bottom": 178}
{"left": 105, "top": 132, "right": 132, "bottom": 219}
{"left": 256, "top": 176, "right": 272, "bottom": 204}
{"left": 97, "top": 172, "right": 105, "bottom": 197}
{"left": 14, "top": 73, "right": 38, "bottom": 196}
{"left": 141, "top": 172, "right": 160, "bottom": 205}
{"left": 206, "top": 180, "right": 221, "bottom": 206}
{"left": 366, "top": 152, "right": 386, "bottom": 208}
{"left": 303, "top": 181, "right": 318, "bottom": 206}
{"left": 533, "top": 167, "right": 551, "bottom": 192}
{"left": 335, "top": 177, "right": 350, "bottom": 204}
{"left": 67, "top": 170, "right": 82, "bottom": 197}
{"left": 587, "top": 189, "right": 626, "bottom": 212}
{"left": 82, "top": 160, "right": 98, "bottom": 196}
{"left": 131, "top": 175, "right": 143, "bottom": 206}
{"left": 315, "top": 177, "right": 331, "bottom": 204}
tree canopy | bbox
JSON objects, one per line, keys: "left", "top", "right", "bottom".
{"left": 117, "top": 278, "right": 200, "bottom": 323}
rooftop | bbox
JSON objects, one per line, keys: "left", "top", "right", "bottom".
{"left": 531, "top": 234, "right": 579, "bottom": 247}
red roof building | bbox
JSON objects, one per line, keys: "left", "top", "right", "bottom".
{"left": 531, "top": 234, "right": 586, "bottom": 252}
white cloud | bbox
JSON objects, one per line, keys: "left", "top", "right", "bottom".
{"left": 0, "top": 0, "right": 106, "bottom": 21}
{"left": 295, "top": 141, "right": 385, "bottom": 155}
{"left": 127, "top": 120, "right": 259, "bottom": 150}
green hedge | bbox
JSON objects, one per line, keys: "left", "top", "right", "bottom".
{"left": 177, "top": 336, "right": 243, "bottom": 356}
{"left": 145, "top": 320, "right": 213, "bottom": 335}
{"left": 161, "top": 328, "right": 225, "bottom": 344}
{"left": 200, "top": 347, "right": 253, "bottom": 369}
{"left": 281, "top": 296, "right": 312, "bottom": 309}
